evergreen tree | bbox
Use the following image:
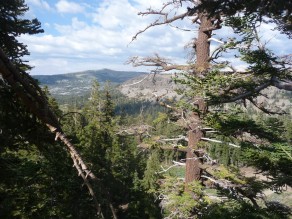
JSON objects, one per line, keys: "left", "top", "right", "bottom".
{"left": 129, "top": 1, "right": 292, "bottom": 217}
{"left": 0, "top": 3, "right": 104, "bottom": 217}
{"left": 0, "top": 0, "right": 43, "bottom": 70}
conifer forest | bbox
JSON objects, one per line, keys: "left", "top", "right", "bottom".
{"left": 0, "top": 0, "right": 292, "bottom": 218}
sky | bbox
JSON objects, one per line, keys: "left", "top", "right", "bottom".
{"left": 20, "top": 0, "right": 291, "bottom": 75}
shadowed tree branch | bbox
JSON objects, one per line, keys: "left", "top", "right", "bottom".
{"left": 0, "top": 48, "right": 121, "bottom": 218}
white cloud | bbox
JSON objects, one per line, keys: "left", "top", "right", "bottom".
{"left": 20, "top": 0, "right": 292, "bottom": 75}
{"left": 22, "top": 0, "right": 193, "bottom": 74}
{"left": 131, "top": 0, "right": 165, "bottom": 10}
{"left": 55, "top": 0, "right": 84, "bottom": 14}
{"left": 92, "top": 0, "right": 138, "bottom": 29}
{"left": 26, "top": 0, "right": 51, "bottom": 10}
{"left": 257, "top": 22, "right": 291, "bottom": 55}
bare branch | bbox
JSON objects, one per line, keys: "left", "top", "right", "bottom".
{"left": 156, "top": 160, "right": 186, "bottom": 174}
{"left": 169, "top": 23, "right": 193, "bottom": 31}
{"left": 173, "top": 160, "right": 186, "bottom": 166}
{"left": 271, "top": 76, "right": 292, "bottom": 91}
{"left": 127, "top": 54, "right": 194, "bottom": 73}
{"left": 209, "top": 45, "right": 225, "bottom": 61}
{"left": 152, "top": 91, "right": 169, "bottom": 101}
{"left": 131, "top": 10, "right": 189, "bottom": 42}
{"left": 248, "top": 98, "right": 287, "bottom": 115}
{"left": 121, "top": 73, "right": 151, "bottom": 87}
{"left": 201, "top": 175, "right": 236, "bottom": 189}
{"left": 201, "top": 137, "right": 240, "bottom": 148}
{"left": 208, "top": 37, "right": 224, "bottom": 44}
{"left": 159, "top": 135, "right": 188, "bottom": 142}
{"left": 192, "top": 15, "right": 199, "bottom": 23}
{"left": 137, "top": 142, "right": 189, "bottom": 152}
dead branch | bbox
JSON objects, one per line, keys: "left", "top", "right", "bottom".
{"left": 201, "top": 137, "right": 240, "bottom": 148}
{"left": 169, "top": 23, "right": 193, "bottom": 31}
{"left": 208, "top": 37, "right": 224, "bottom": 44}
{"left": 173, "top": 160, "right": 186, "bottom": 166}
{"left": 121, "top": 73, "right": 151, "bottom": 87}
{"left": 248, "top": 98, "right": 287, "bottom": 115}
{"left": 152, "top": 91, "right": 169, "bottom": 102}
{"left": 127, "top": 54, "right": 194, "bottom": 73}
{"left": 132, "top": 8, "right": 189, "bottom": 42}
{"left": 271, "top": 76, "right": 292, "bottom": 91}
{"left": 156, "top": 160, "right": 185, "bottom": 174}
{"left": 201, "top": 175, "right": 236, "bottom": 189}
{"left": 159, "top": 135, "right": 188, "bottom": 142}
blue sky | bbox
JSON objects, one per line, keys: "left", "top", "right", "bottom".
{"left": 20, "top": 0, "right": 291, "bottom": 75}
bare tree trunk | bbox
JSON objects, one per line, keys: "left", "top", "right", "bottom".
{"left": 195, "top": 15, "right": 212, "bottom": 71}
{"left": 185, "top": 100, "right": 206, "bottom": 184}
{"left": 185, "top": 14, "right": 212, "bottom": 185}
{"left": 185, "top": 126, "right": 203, "bottom": 182}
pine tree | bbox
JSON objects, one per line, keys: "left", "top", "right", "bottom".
{"left": 129, "top": 0, "right": 292, "bottom": 217}
{"left": 0, "top": 3, "right": 107, "bottom": 217}
{"left": 0, "top": 0, "right": 43, "bottom": 70}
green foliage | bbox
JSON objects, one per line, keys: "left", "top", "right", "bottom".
{"left": 202, "top": 199, "right": 290, "bottom": 219}
{"left": 152, "top": 112, "right": 182, "bottom": 138}
{"left": 0, "top": 0, "right": 43, "bottom": 70}
{"left": 204, "top": 109, "right": 282, "bottom": 142}
{"left": 210, "top": 165, "right": 245, "bottom": 185}
{"left": 142, "top": 150, "right": 162, "bottom": 193}
{"left": 243, "top": 143, "right": 292, "bottom": 188}
{"left": 0, "top": 82, "right": 98, "bottom": 218}
{"left": 75, "top": 80, "right": 162, "bottom": 218}
{"left": 42, "top": 85, "right": 63, "bottom": 117}
{"left": 158, "top": 176, "right": 211, "bottom": 218}
{"left": 198, "top": 0, "right": 292, "bottom": 37}
{"left": 177, "top": 14, "right": 291, "bottom": 107}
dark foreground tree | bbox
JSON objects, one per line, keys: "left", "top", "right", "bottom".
{"left": 0, "top": 0, "right": 43, "bottom": 70}
{"left": 197, "top": 0, "right": 292, "bottom": 37}
{"left": 0, "top": 1, "right": 116, "bottom": 218}
{"left": 129, "top": 0, "right": 292, "bottom": 217}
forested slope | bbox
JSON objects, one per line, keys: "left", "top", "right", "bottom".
{"left": 0, "top": 0, "right": 291, "bottom": 218}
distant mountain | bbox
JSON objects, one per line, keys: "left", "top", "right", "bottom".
{"left": 33, "top": 69, "right": 292, "bottom": 115}
{"left": 33, "top": 69, "right": 147, "bottom": 97}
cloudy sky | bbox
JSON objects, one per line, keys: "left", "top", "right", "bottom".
{"left": 21, "top": 0, "right": 291, "bottom": 75}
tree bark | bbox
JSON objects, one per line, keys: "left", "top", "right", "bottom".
{"left": 195, "top": 15, "right": 212, "bottom": 71}
{"left": 185, "top": 14, "right": 212, "bottom": 186}
{"left": 185, "top": 127, "right": 203, "bottom": 182}
{"left": 185, "top": 100, "right": 206, "bottom": 184}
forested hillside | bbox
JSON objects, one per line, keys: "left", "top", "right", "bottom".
{"left": 33, "top": 69, "right": 146, "bottom": 97}
{"left": 0, "top": 1, "right": 291, "bottom": 219}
